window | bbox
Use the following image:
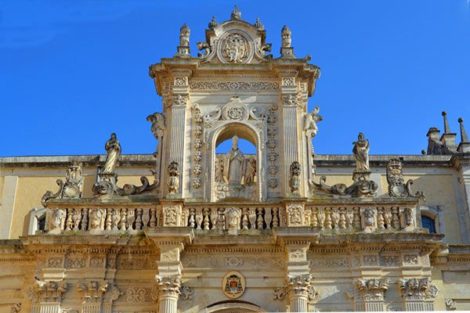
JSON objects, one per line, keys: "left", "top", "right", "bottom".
{"left": 422, "top": 215, "right": 436, "bottom": 234}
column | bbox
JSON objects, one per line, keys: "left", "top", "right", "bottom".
{"left": 287, "top": 274, "right": 311, "bottom": 312}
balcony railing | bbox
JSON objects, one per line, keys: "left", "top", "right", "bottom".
{"left": 45, "top": 200, "right": 422, "bottom": 235}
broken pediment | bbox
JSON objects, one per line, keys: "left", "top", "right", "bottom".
{"left": 197, "top": 7, "right": 272, "bottom": 64}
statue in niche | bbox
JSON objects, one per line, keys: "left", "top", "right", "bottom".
{"left": 243, "top": 158, "right": 256, "bottom": 186}
{"left": 352, "top": 132, "right": 369, "bottom": 172}
{"left": 304, "top": 106, "right": 322, "bottom": 138}
{"left": 102, "top": 133, "right": 121, "bottom": 174}
{"left": 225, "top": 136, "right": 245, "bottom": 185}
{"left": 168, "top": 161, "right": 180, "bottom": 194}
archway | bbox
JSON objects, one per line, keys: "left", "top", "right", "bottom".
{"left": 209, "top": 122, "right": 263, "bottom": 202}
{"left": 200, "top": 300, "right": 265, "bottom": 313}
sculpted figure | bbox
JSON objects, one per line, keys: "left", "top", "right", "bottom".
{"left": 102, "top": 133, "right": 121, "bottom": 174}
{"left": 51, "top": 209, "right": 66, "bottom": 231}
{"left": 304, "top": 106, "right": 322, "bottom": 138}
{"left": 146, "top": 112, "right": 166, "bottom": 139}
{"left": 281, "top": 25, "right": 292, "bottom": 48}
{"left": 289, "top": 161, "right": 301, "bottom": 193}
{"left": 226, "top": 136, "right": 244, "bottom": 185}
{"left": 243, "top": 158, "right": 256, "bottom": 186}
{"left": 353, "top": 132, "right": 370, "bottom": 171}
{"left": 179, "top": 24, "right": 190, "bottom": 47}
{"left": 167, "top": 161, "right": 180, "bottom": 194}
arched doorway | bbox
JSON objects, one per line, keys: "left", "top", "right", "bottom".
{"left": 200, "top": 300, "right": 265, "bottom": 313}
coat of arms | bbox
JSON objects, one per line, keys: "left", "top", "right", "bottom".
{"left": 222, "top": 271, "right": 246, "bottom": 299}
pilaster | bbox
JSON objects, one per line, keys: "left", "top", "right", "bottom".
{"left": 399, "top": 277, "right": 438, "bottom": 311}
{"left": 163, "top": 69, "right": 192, "bottom": 198}
{"left": 354, "top": 278, "right": 390, "bottom": 311}
{"left": 278, "top": 71, "right": 304, "bottom": 197}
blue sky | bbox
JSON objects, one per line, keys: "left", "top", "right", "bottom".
{"left": 1, "top": 0, "right": 469, "bottom": 156}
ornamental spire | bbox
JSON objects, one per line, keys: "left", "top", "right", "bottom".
{"left": 442, "top": 111, "right": 451, "bottom": 134}
{"left": 459, "top": 117, "right": 469, "bottom": 143}
{"left": 231, "top": 6, "right": 241, "bottom": 20}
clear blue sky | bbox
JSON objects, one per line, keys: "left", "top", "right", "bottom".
{"left": 1, "top": 0, "right": 469, "bottom": 157}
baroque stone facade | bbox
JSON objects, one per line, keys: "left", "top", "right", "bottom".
{"left": 1, "top": 7, "right": 470, "bottom": 313}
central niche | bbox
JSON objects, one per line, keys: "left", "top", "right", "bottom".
{"left": 214, "top": 125, "right": 258, "bottom": 202}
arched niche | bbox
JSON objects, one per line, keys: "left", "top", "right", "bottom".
{"left": 207, "top": 121, "right": 265, "bottom": 202}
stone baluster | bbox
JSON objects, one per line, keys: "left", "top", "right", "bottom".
{"left": 325, "top": 208, "right": 332, "bottom": 229}
{"left": 353, "top": 207, "right": 361, "bottom": 230}
{"left": 241, "top": 208, "right": 249, "bottom": 230}
{"left": 195, "top": 208, "right": 203, "bottom": 230}
{"left": 331, "top": 209, "right": 339, "bottom": 229}
{"left": 318, "top": 208, "right": 325, "bottom": 230}
{"left": 345, "top": 207, "right": 354, "bottom": 230}
{"left": 311, "top": 207, "right": 318, "bottom": 228}
{"left": 272, "top": 207, "right": 280, "bottom": 228}
{"left": 203, "top": 208, "right": 210, "bottom": 230}
{"left": 210, "top": 208, "right": 218, "bottom": 230}
{"left": 119, "top": 209, "right": 127, "bottom": 230}
{"left": 149, "top": 207, "right": 157, "bottom": 229}
{"left": 377, "top": 207, "right": 385, "bottom": 230}
{"left": 65, "top": 209, "right": 73, "bottom": 231}
{"left": 265, "top": 207, "right": 272, "bottom": 229}
{"left": 384, "top": 207, "right": 392, "bottom": 229}
{"left": 256, "top": 208, "right": 264, "bottom": 229}
{"left": 249, "top": 208, "right": 257, "bottom": 230}
{"left": 103, "top": 209, "right": 111, "bottom": 231}
{"left": 188, "top": 208, "right": 195, "bottom": 228}
{"left": 392, "top": 207, "right": 400, "bottom": 229}
{"left": 135, "top": 208, "right": 143, "bottom": 230}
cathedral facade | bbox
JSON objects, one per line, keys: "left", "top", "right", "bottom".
{"left": 1, "top": 8, "right": 470, "bottom": 313}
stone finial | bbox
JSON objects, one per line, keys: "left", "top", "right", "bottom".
{"left": 255, "top": 18, "right": 264, "bottom": 30}
{"left": 209, "top": 16, "right": 217, "bottom": 29}
{"left": 280, "top": 25, "right": 295, "bottom": 58}
{"left": 442, "top": 111, "right": 451, "bottom": 134}
{"left": 231, "top": 6, "right": 241, "bottom": 20}
{"left": 458, "top": 117, "right": 470, "bottom": 153}
{"left": 459, "top": 117, "right": 469, "bottom": 143}
{"left": 176, "top": 24, "right": 190, "bottom": 57}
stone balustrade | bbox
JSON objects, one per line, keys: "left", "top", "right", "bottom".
{"left": 45, "top": 201, "right": 421, "bottom": 235}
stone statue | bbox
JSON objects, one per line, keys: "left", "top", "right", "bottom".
{"left": 102, "top": 133, "right": 121, "bottom": 174}
{"left": 226, "top": 136, "right": 244, "bottom": 185}
{"left": 179, "top": 24, "right": 190, "bottom": 47}
{"left": 167, "top": 161, "right": 180, "bottom": 195}
{"left": 243, "top": 158, "right": 256, "bottom": 186}
{"left": 281, "top": 26, "right": 292, "bottom": 48}
{"left": 352, "top": 132, "right": 369, "bottom": 171}
{"left": 304, "top": 106, "right": 322, "bottom": 138}
{"left": 289, "top": 161, "right": 301, "bottom": 193}
{"left": 208, "top": 16, "right": 217, "bottom": 29}
{"left": 146, "top": 112, "right": 166, "bottom": 139}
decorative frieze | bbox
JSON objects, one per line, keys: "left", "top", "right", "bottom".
{"left": 189, "top": 81, "right": 279, "bottom": 91}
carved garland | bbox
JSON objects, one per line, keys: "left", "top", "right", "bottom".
{"left": 266, "top": 105, "right": 279, "bottom": 189}
{"left": 191, "top": 104, "right": 204, "bottom": 190}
